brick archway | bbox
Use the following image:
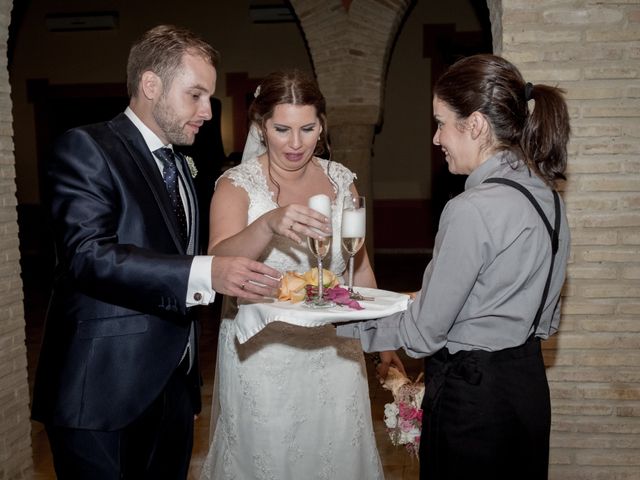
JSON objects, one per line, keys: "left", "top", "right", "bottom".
{"left": 289, "top": 0, "right": 413, "bottom": 252}
{"left": 287, "top": 0, "right": 504, "bottom": 252}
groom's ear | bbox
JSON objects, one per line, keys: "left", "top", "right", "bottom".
{"left": 140, "top": 71, "right": 162, "bottom": 100}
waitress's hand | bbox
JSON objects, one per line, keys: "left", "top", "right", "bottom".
{"left": 264, "top": 204, "right": 331, "bottom": 243}
{"left": 376, "top": 350, "right": 407, "bottom": 382}
{"left": 401, "top": 290, "right": 419, "bottom": 300}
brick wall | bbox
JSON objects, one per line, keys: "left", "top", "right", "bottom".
{"left": 494, "top": 0, "right": 640, "bottom": 477}
{"left": 0, "top": 0, "right": 34, "bottom": 477}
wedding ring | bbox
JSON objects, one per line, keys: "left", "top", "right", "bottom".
{"left": 240, "top": 283, "right": 245, "bottom": 290}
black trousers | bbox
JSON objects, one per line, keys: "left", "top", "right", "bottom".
{"left": 46, "top": 361, "right": 195, "bottom": 480}
{"left": 419, "top": 337, "right": 550, "bottom": 480}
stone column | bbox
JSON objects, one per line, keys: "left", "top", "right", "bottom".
{"left": 329, "top": 121, "right": 376, "bottom": 255}
{"left": 290, "top": 0, "right": 412, "bottom": 259}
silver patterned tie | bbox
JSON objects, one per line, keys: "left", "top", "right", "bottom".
{"left": 154, "top": 147, "right": 188, "bottom": 247}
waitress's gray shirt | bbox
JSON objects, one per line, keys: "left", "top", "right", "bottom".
{"left": 337, "top": 151, "right": 570, "bottom": 357}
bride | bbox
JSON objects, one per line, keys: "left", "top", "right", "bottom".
{"left": 199, "top": 69, "right": 404, "bottom": 479}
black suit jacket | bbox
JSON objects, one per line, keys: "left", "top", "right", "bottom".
{"left": 32, "top": 113, "right": 202, "bottom": 431}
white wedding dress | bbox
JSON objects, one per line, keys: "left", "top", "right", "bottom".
{"left": 200, "top": 156, "right": 384, "bottom": 480}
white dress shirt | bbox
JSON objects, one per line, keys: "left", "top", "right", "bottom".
{"left": 125, "top": 107, "right": 215, "bottom": 307}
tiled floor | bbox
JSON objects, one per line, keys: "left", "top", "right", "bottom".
{"left": 26, "top": 253, "right": 429, "bottom": 479}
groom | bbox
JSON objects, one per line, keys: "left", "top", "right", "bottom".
{"left": 31, "top": 25, "right": 281, "bottom": 479}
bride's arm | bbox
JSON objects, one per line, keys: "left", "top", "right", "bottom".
{"left": 208, "top": 177, "right": 330, "bottom": 258}
{"left": 352, "top": 248, "right": 376, "bottom": 288}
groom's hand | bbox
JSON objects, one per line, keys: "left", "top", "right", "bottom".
{"left": 211, "top": 256, "right": 281, "bottom": 299}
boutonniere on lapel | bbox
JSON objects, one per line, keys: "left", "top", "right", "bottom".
{"left": 184, "top": 155, "right": 198, "bottom": 178}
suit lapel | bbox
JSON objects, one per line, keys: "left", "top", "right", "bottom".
{"left": 107, "top": 113, "right": 187, "bottom": 253}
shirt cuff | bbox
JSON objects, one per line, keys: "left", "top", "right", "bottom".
{"left": 186, "top": 256, "right": 216, "bottom": 306}
{"left": 336, "top": 323, "right": 362, "bottom": 339}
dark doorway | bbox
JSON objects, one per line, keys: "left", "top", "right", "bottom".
{"left": 22, "top": 81, "right": 131, "bottom": 297}
{"left": 424, "top": 1, "right": 493, "bottom": 228}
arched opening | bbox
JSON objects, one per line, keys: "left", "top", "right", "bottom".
{"left": 372, "top": 0, "right": 492, "bottom": 291}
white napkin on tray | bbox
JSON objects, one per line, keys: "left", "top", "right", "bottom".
{"left": 234, "top": 286, "right": 409, "bottom": 344}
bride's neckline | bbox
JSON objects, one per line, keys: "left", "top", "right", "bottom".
{"left": 254, "top": 156, "right": 333, "bottom": 207}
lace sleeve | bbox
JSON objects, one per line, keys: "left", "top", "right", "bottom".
{"left": 215, "top": 158, "right": 266, "bottom": 196}
{"left": 319, "top": 158, "right": 357, "bottom": 196}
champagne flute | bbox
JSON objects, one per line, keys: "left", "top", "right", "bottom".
{"left": 305, "top": 194, "right": 335, "bottom": 308}
{"left": 341, "top": 195, "right": 366, "bottom": 300}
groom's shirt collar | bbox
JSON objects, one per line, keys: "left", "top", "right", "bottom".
{"left": 124, "top": 107, "right": 172, "bottom": 152}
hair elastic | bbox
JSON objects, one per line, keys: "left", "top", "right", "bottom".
{"left": 524, "top": 82, "right": 534, "bottom": 101}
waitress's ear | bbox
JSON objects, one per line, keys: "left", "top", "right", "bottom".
{"left": 468, "top": 111, "right": 490, "bottom": 141}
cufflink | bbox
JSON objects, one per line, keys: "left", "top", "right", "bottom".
{"left": 193, "top": 292, "right": 203, "bottom": 301}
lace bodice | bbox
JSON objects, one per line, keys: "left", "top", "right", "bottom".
{"left": 220, "top": 156, "right": 351, "bottom": 276}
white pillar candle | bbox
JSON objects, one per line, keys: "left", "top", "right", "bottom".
{"left": 342, "top": 209, "right": 366, "bottom": 237}
{"left": 308, "top": 194, "right": 332, "bottom": 217}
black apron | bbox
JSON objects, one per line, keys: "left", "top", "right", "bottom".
{"left": 419, "top": 178, "right": 561, "bottom": 480}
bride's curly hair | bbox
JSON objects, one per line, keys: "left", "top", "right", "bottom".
{"left": 248, "top": 69, "right": 335, "bottom": 203}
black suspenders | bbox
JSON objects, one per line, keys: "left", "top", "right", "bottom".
{"left": 483, "top": 177, "right": 561, "bottom": 336}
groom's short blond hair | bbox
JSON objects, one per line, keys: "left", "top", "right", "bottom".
{"left": 126, "top": 24, "right": 220, "bottom": 98}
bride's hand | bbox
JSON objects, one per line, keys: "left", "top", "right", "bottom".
{"left": 265, "top": 204, "right": 331, "bottom": 243}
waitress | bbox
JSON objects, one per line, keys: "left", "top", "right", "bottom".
{"left": 338, "top": 54, "right": 571, "bottom": 480}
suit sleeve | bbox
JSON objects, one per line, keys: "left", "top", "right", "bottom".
{"left": 48, "top": 128, "right": 194, "bottom": 316}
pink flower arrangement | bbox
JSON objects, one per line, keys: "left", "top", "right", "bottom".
{"left": 305, "top": 285, "right": 363, "bottom": 310}
{"left": 382, "top": 367, "right": 425, "bottom": 458}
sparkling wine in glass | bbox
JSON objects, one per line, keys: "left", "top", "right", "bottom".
{"left": 341, "top": 195, "right": 366, "bottom": 299}
{"left": 305, "top": 194, "right": 334, "bottom": 308}
{"left": 307, "top": 235, "right": 331, "bottom": 259}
